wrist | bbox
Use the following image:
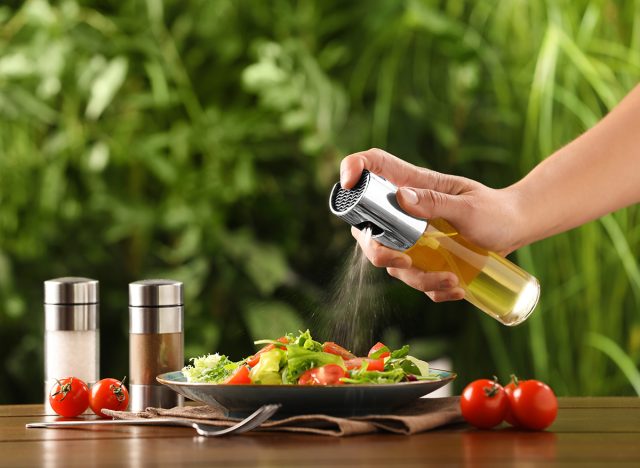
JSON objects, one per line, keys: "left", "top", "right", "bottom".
{"left": 500, "top": 182, "right": 533, "bottom": 253}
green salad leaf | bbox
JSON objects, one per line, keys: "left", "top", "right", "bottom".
{"left": 340, "top": 367, "right": 406, "bottom": 384}
{"left": 249, "top": 348, "right": 284, "bottom": 385}
{"left": 287, "top": 329, "right": 323, "bottom": 352}
{"left": 181, "top": 353, "right": 240, "bottom": 383}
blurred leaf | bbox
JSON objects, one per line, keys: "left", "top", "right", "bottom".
{"left": 85, "top": 56, "right": 128, "bottom": 119}
{"left": 242, "top": 301, "right": 304, "bottom": 343}
{"left": 587, "top": 333, "right": 640, "bottom": 396}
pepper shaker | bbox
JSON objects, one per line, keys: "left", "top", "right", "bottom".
{"left": 129, "top": 279, "right": 184, "bottom": 411}
{"left": 44, "top": 277, "right": 99, "bottom": 414}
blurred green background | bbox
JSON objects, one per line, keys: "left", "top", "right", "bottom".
{"left": 1, "top": 0, "right": 639, "bottom": 404}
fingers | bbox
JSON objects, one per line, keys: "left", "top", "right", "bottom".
{"left": 351, "top": 226, "right": 412, "bottom": 268}
{"left": 396, "top": 187, "right": 469, "bottom": 226}
{"left": 340, "top": 148, "right": 471, "bottom": 193}
{"left": 341, "top": 148, "right": 416, "bottom": 189}
{"left": 386, "top": 267, "right": 463, "bottom": 301}
{"left": 351, "top": 225, "right": 465, "bottom": 303}
{"left": 425, "top": 288, "right": 466, "bottom": 303}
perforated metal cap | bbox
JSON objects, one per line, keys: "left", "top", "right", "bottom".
{"left": 44, "top": 277, "right": 99, "bottom": 305}
{"left": 329, "top": 170, "right": 428, "bottom": 251}
{"left": 129, "top": 279, "right": 183, "bottom": 307}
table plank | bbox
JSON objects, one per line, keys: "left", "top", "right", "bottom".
{"left": 2, "top": 398, "right": 639, "bottom": 467}
{"left": 2, "top": 433, "right": 640, "bottom": 466}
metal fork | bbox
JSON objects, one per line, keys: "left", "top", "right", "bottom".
{"left": 26, "top": 404, "right": 281, "bottom": 437}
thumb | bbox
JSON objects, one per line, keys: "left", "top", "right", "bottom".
{"left": 396, "top": 187, "right": 467, "bottom": 224}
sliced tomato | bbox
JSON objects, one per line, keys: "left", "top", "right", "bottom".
{"left": 247, "top": 336, "right": 289, "bottom": 367}
{"left": 225, "top": 366, "right": 251, "bottom": 385}
{"left": 275, "top": 336, "right": 290, "bottom": 347}
{"left": 368, "top": 342, "right": 390, "bottom": 359}
{"left": 322, "top": 342, "right": 356, "bottom": 360}
{"left": 298, "top": 364, "right": 346, "bottom": 385}
{"left": 247, "top": 345, "right": 273, "bottom": 367}
{"left": 344, "top": 357, "right": 385, "bottom": 372}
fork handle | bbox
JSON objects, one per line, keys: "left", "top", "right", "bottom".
{"left": 26, "top": 418, "right": 189, "bottom": 428}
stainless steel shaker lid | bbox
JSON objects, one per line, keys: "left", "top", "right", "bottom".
{"left": 129, "top": 279, "right": 183, "bottom": 307}
{"left": 329, "top": 170, "right": 428, "bottom": 251}
{"left": 44, "top": 277, "right": 99, "bottom": 304}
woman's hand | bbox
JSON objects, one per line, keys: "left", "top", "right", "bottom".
{"left": 341, "top": 148, "right": 524, "bottom": 302}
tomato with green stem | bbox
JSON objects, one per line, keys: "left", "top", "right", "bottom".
{"left": 508, "top": 379, "right": 557, "bottom": 430}
{"left": 90, "top": 377, "right": 129, "bottom": 418}
{"left": 49, "top": 377, "right": 90, "bottom": 417}
{"left": 504, "top": 375, "right": 520, "bottom": 426}
{"left": 460, "top": 377, "right": 508, "bottom": 429}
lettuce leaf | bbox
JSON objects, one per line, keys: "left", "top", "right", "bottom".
{"left": 249, "top": 348, "right": 285, "bottom": 385}
{"left": 285, "top": 345, "right": 344, "bottom": 384}
{"left": 340, "top": 367, "right": 406, "bottom": 384}
{"left": 181, "top": 353, "right": 239, "bottom": 383}
{"left": 287, "top": 329, "right": 323, "bottom": 352}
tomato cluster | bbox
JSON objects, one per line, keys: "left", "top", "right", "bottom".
{"left": 460, "top": 376, "right": 557, "bottom": 431}
{"left": 49, "top": 377, "right": 129, "bottom": 418}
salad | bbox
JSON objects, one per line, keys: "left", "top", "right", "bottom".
{"left": 182, "top": 330, "right": 437, "bottom": 385}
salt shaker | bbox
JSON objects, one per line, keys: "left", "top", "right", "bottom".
{"left": 129, "top": 279, "right": 184, "bottom": 411}
{"left": 44, "top": 277, "right": 99, "bottom": 414}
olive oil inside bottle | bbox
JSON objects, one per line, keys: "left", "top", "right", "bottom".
{"left": 404, "top": 219, "right": 539, "bottom": 325}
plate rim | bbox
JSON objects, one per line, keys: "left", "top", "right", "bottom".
{"left": 157, "top": 368, "right": 456, "bottom": 388}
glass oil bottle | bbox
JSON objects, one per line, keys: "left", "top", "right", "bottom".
{"left": 329, "top": 170, "right": 539, "bottom": 326}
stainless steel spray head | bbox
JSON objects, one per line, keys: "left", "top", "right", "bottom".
{"left": 329, "top": 170, "right": 428, "bottom": 251}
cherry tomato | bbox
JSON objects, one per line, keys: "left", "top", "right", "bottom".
{"left": 49, "top": 377, "right": 90, "bottom": 417}
{"left": 508, "top": 379, "right": 558, "bottom": 430}
{"left": 460, "top": 378, "right": 508, "bottom": 429}
{"left": 344, "top": 357, "right": 385, "bottom": 372}
{"left": 368, "top": 342, "right": 390, "bottom": 359}
{"left": 247, "top": 336, "right": 289, "bottom": 367}
{"left": 225, "top": 366, "right": 251, "bottom": 385}
{"left": 322, "top": 342, "right": 356, "bottom": 360}
{"left": 503, "top": 376, "right": 521, "bottom": 426}
{"left": 89, "top": 378, "right": 130, "bottom": 418}
{"left": 298, "top": 364, "right": 347, "bottom": 385}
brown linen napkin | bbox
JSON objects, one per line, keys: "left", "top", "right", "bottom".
{"left": 103, "top": 397, "right": 462, "bottom": 437}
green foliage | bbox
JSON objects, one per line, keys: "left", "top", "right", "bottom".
{"left": 1, "top": 0, "right": 639, "bottom": 402}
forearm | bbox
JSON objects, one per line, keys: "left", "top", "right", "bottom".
{"left": 509, "top": 84, "right": 640, "bottom": 248}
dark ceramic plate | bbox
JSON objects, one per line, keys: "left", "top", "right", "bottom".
{"left": 157, "top": 369, "right": 456, "bottom": 417}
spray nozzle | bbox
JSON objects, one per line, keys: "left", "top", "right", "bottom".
{"left": 329, "top": 170, "right": 428, "bottom": 251}
{"left": 354, "top": 221, "right": 384, "bottom": 237}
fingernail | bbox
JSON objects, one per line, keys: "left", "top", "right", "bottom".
{"left": 439, "top": 280, "right": 452, "bottom": 290}
{"left": 399, "top": 188, "right": 419, "bottom": 205}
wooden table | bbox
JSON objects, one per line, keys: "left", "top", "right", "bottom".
{"left": 2, "top": 398, "right": 639, "bottom": 467}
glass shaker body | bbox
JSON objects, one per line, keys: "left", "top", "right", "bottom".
{"left": 404, "top": 218, "right": 539, "bottom": 325}
{"left": 329, "top": 170, "right": 540, "bottom": 326}
{"left": 44, "top": 277, "right": 99, "bottom": 414}
{"left": 129, "top": 279, "right": 184, "bottom": 411}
